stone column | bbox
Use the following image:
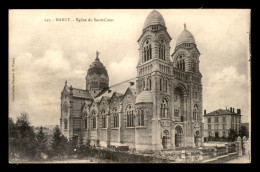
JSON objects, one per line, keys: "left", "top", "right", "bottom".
{"left": 242, "top": 136, "right": 247, "bottom": 155}
{"left": 236, "top": 136, "right": 242, "bottom": 157}
{"left": 225, "top": 144, "right": 229, "bottom": 154}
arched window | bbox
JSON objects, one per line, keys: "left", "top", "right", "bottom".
{"left": 91, "top": 111, "right": 96, "bottom": 129}
{"left": 160, "top": 78, "right": 162, "bottom": 91}
{"left": 126, "top": 105, "right": 134, "bottom": 127}
{"left": 143, "top": 80, "right": 146, "bottom": 91}
{"left": 192, "top": 60, "right": 196, "bottom": 72}
{"left": 112, "top": 108, "right": 119, "bottom": 128}
{"left": 159, "top": 40, "right": 166, "bottom": 61}
{"left": 143, "top": 40, "right": 152, "bottom": 62}
{"left": 84, "top": 118, "right": 87, "bottom": 129}
{"left": 137, "top": 109, "right": 145, "bottom": 126}
{"left": 160, "top": 99, "right": 168, "bottom": 118}
{"left": 193, "top": 104, "right": 198, "bottom": 121}
{"left": 64, "top": 118, "right": 68, "bottom": 129}
{"left": 163, "top": 79, "right": 168, "bottom": 92}
{"left": 148, "top": 77, "right": 152, "bottom": 91}
{"left": 63, "top": 103, "right": 68, "bottom": 114}
{"left": 101, "top": 110, "right": 106, "bottom": 128}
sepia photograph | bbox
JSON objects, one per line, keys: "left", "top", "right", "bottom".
{"left": 8, "top": 9, "right": 251, "bottom": 163}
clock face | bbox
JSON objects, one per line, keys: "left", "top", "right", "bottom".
{"left": 127, "top": 95, "right": 131, "bottom": 101}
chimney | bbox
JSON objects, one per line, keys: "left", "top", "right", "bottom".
{"left": 204, "top": 110, "right": 206, "bottom": 115}
{"left": 233, "top": 108, "right": 235, "bottom": 113}
{"left": 237, "top": 109, "right": 241, "bottom": 115}
{"left": 230, "top": 107, "right": 232, "bottom": 112}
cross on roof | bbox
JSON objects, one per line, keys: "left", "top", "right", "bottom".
{"left": 96, "top": 51, "right": 100, "bottom": 58}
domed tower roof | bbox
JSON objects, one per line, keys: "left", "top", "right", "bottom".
{"left": 87, "top": 52, "right": 108, "bottom": 76}
{"left": 176, "top": 24, "right": 196, "bottom": 47}
{"left": 136, "top": 90, "right": 153, "bottom": 104}
{"left": 143, "top": 10, "right": 166, "bottom": 30}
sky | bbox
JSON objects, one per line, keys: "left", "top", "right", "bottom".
{"left": 9, "top": 9, "right": 251, "bottom": 126}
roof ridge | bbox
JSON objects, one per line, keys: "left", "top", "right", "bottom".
{"left": 109, "top": 77, "right": 136, "bottom": 88}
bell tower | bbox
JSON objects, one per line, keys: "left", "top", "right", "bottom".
{"left": 86, "top": 51, "right": 109, "bottom": 98}
{"left": 136, "top": 10, "right": 172, "bottom": 94}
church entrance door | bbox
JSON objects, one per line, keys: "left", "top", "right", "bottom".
{"left": 162, "top": 130, "right": 169, "bottom": 149}
{"left": 175, "top": 126, "right": 183, "bottom": 147}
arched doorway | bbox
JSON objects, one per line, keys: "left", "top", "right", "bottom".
{"left": 175, "top": 126, "right": 183, "bottom": 147}
{"left": 194, "top": 130, "right": 200, "bottom": 146}
{"left": 162, "top": 130, "right": 170, "bottom": 149}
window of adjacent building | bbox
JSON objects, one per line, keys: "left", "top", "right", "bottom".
{"left": 112, "top": 108, "right": 119, "bottom": 128}
{"left": 208, "top": 125, "right": 211, "bottom": 130}
{"left": 222, "top": 117, "right": 226, "bottom": 123}
{"left": 160, "top": 99, "right": 168, "bottom": 118}
{"left": 137, "top": 109, "right": 145, "bottom": 126}
{"left": 223, "top": 124, "right": 226, "bottom": 130}
{"left": 231, "top": 116, "right": 234, "bottom": 123}
{"left": 214, "top": 124, "right": 219, "bottom": 130}
{"left": 126, "top": 106, "right": 134, "bottom": 127}
{"left": 208, "top": 118, "right": 211, "bottom": 123}
{"left": 215, "top": 117, "right": 218, "bottom": 123}
{"left": 222, "top": 131, "right": 226, "bottom": 138}
{"left": 64, "top": 119, "right": 68, "bottom": 129}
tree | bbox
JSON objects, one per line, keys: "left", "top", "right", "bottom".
{"left": 10, "top": 113, "right": 37, "bottom": 159}
{"left": 228, "top": 128, "right": 238, "bottom": 142}
{"left": 35, "top": 126, "right": 48, "bottom": 159}
{"left": 51, "top": 126, "right": 68, "bottom": 159}
{"left": 238, "top": 126, "right": 249, "bottom": 139}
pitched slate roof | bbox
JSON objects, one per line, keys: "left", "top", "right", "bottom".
{"left": 72, "top": 88, "right": 93, "bottom": 99}
{"left": 96, "top": 77, "right": 136, "bottom": 99}
{"left": 64, "top": 85, "right": 93, "bottom": 99}
{"left": 204, "top": 109, "right": 241, "bottom": 116}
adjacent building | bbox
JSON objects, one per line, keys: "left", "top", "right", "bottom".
{"left": 203, "top": 107, "right": 242, "bottom": 139}
{"left": 60, "top": 10, "right": 204, "bottom": 151}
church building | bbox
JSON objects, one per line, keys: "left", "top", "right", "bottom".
{"left": 60, "top": 10, "right": 204, "bottom": 151}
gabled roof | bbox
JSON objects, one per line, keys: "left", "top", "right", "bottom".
{"left": 71, "top": 88, "right": 93, "bottom": 99}
{"left": 63, "top": 85, "right": 93, "bottom": 100}
{"left": 204, "top": 109, "right": 242, "bottom": 116}
{"left": 96, "top": 77, "right": 136, "bottom": 99}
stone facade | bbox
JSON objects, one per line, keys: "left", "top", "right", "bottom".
{"left": 60, "top": 10, "right": 204, "bottom": 151}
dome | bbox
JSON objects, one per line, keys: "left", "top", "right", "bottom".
{"left": 176, "top": 25, "right": 196, "bottom": 46}
{"left": 87, "top": 56, "right": 108, "bottom": 76}
{"left": 136, "top": 90, "right": 153, "bottom": 104}
{"left": 143, "top": 10, "right": 166, "bottom": 30}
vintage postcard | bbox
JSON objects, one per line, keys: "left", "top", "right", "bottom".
{"left": 8, "top": 9, "right": 251, "bottom": 163}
